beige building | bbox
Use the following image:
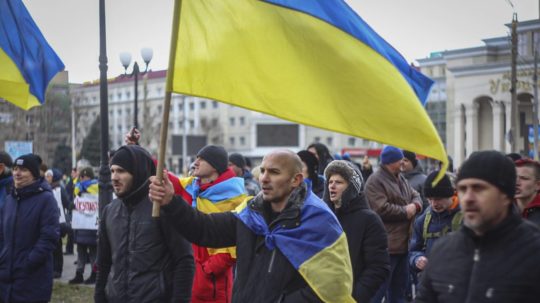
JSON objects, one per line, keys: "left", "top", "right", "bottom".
{"left": 71, "top": 70, "right": 378, "bottom": 174}
{"left": 417, "top": 19, "right": 539, "bottom": 166}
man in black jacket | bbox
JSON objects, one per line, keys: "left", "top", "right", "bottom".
{"left": 416, "top": 150, "right": 540, "bottom": 303}
{"left": 149, "top": 149, "right": 355, "bottom": 303}
{"left": 94, "top": 145, "right": 194, "bottom": 303}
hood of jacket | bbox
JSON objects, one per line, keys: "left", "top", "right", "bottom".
{"left": 113, "top": 145, "right": 156, "bottom": 206}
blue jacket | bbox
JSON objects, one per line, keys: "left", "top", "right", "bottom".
{"left": 0, "top": 175, "right": 12, "bottom": 210}
{"left": 0, "top": 178, "right": 60, "bottom": 302}
{"left": 409, "top": 206, "right": 461, "bottom": 272}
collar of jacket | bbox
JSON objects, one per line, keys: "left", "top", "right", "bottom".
{"left": 12, "top": 177, "right": 51, "bottom": 201}
{"left": 462, "top": 212, "right": 521, "bottom": 243}
{"left": 380, "top": 165, "right": 403, "bottom": 182}
{"left": 120, "top": 179, "right": 150, "bottom": 207}
{"left": 404, "top": 164, "right": 424, "bottom": 178}
{"left": 249, "top": 182, "right": 306, "bottom": 229}
{"left": 523, "top": 193, "right": 540, "bottom": 218}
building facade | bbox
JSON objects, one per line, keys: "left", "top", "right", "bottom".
{"left": 71, "top": 70, "right": 379, "bottom": 174}
{"left": 417, "top": 19, "right": 539, "bottom": 166}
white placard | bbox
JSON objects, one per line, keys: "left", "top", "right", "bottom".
{"left": 71, "top": 193, "right": 98, "bottom": 230}
{"left": 52, "top": 187, "right": 66, "bottom": 224}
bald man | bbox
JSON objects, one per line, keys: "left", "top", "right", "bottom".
{"left": 150, "top": 150, "right": 356, "bottom": 303}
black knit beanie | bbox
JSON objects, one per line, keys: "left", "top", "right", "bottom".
{"left": 197, "top": 145, "right": 228, "bottom": 174}
{"left": 297, "top": 150, "right": 319, "bottom": 180}
{"left": 424, "top": 170, "right": 454, "bottom": 198}
{"left": 456, "top": 150, "right": 516, "bottom": 199}
{"left": 110, "top": 148, "right": 135, "bottom": 176}
{"left": 229, "top": 153, "right": 246, "bottom": 169}
{"left": 403, "top": 150, "right": 418, "bottom": 168}
{"left": 14, "top": 154, "right": 42, "bottom": 179}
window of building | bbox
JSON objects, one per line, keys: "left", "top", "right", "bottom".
{"left": 212, "top": 118, "right": 218, "bottom": 127}
{"left": 189, "top": 120, "right": 194, "bottom": 129}
{"left": 117, "top": 93, "right": 122, "bottom": 100}
{"left": 200, "top": 101, "right": 206, "bottom": 109}
{"left": 126, "top": 91, "right": 131, "bottom": 99}
{"left": 314, "top": 136, "right": 320, "bottom": 143}
{"left": 117, "top": 109, "right": 122, "bottom": 115}
{"left": 212, "top": 101, "right": 218, "bottom": 109}
{"left": 189, "top": 102, "right": 195, "bottom": 110}
{"left": 239, "top": 117, "right": 245, "bottom": 125}
{"left": 348, "top": 137, "right": 356, "bottom": 146}
{"left": 229, "top": 117, "right": 235, "bottom": 126}
{"left": 229, "top": 137, "right": 235, "bottom": 145}
{"left": 326, "top": 137, "right": 333, "bottom": 146}
{"left": 157, "top": 87, "right": 163, "bottom": 96}
{"left": 240, "top": 136, "right": 246, "bottom": 145}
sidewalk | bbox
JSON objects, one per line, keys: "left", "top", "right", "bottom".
{"left": 56, "top": 246, "right": 94, "bottom": 287}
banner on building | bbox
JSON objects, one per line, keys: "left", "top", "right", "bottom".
{"left": 71, "top": 193, "right": 98, "bottom": 230}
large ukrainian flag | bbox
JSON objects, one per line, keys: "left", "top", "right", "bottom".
{"left": 168, "top": 0, "right": 448, "bottom": 173}
{"left": 234, "top": 191, "right": 355, "bottom": 302}
{"left": 0, "top": 0, "right": 64, "bottom": 110}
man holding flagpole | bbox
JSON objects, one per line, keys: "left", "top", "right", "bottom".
{"left": 149, "top": 149, "right": 355, "bottom": 303}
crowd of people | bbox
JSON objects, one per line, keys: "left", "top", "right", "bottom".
{"left": 0, "top": 134, "right": 540, "bottom": 302}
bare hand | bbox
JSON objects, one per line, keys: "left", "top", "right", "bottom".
{"left": 149, "top": 170, "right": 174, "bottom": 206}
{"left": 405, "top": 204, "right": 417, "bottom": 219}
{"left": 415, "top": 256, "right": 428, "bottom": 271}
{"left": 125, "top": 127, "right": 141, "bottom": 145}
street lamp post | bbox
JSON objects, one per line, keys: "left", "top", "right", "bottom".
{"left": 119, "top": 48, "right": 153, "bottom": 129}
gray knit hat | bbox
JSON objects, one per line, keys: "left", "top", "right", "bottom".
{"left": 324, "top": 160, "right": 364, "bottom": 194}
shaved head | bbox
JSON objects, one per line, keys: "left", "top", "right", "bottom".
{"left": 263, "top": 150, "right": 303, "bottom": 177}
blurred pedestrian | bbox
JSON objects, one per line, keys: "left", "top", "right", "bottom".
{"left": 0, "top": 151, "right": 13, "bottom": 209}
{"left": 229, "top": 153, "right": 261, "bottom": 196}
{"left": 297, "top": 150, "right": 325, "bottom": 198}
{"left": 514, "top": 158, "right": 540, "bottom": 226}
{"left": 307, "top": 142, "right": 334, "bottom": 175}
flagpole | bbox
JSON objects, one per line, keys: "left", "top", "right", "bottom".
{"left": 153, "top": 0, "right": 183, "bottom": 217}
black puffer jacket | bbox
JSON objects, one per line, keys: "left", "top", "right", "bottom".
{"left": 161, "top": 185, "right": 322, "bottom": 303}
{"left": 95, "top": 145, "right": 194, "bottom": 303}
{"left": 323, "top": 161, "right": 390, "bottom": 302}
{"left": 416, "top": 214, "right": 540, "bottom": 303}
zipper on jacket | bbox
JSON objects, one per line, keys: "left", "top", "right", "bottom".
{"left": 124, "top": 210, "right": 131, "bottom": 302}
{"left": 9, "top": 201, "right": 20, "bottom": 278}
{"left": 212, "top": 273, "right": 216, "bottom": 299}
{"left": 268, "top": 249, "right": 277, "bottom": 273}
{"left": 464, "top": 248, "right": 480, "bottom": 303}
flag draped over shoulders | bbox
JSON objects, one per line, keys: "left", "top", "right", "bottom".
{"left": 183, "top": 174, "right": 248, "bottom": 258}
{"left": 0, "top": 0, "right": 64, "bottom": 110}
{"left": 169, "top": 0, "right": 447, "bottom": 173}
{"left": 234, "top": 192, "right": 355, "bottom": 303}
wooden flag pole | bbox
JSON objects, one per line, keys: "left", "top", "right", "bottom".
{"left": 152, "top": 0, "right": 182, "bottom": 217}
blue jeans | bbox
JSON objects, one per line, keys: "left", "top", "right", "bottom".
{"left": 371, "top": 254, "right": 408, "bottom": 303}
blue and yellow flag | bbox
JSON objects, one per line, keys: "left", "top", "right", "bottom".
{"left": 234, "top": 191, "right": 355, "bottom": 303}
{"left": 183, "top": 176, "right": 248, "bottom": 258}
{"left": 167, "top": 0, "right": 448, "bottom": 175}
{"left": 0, "top": 0, "right": 64, "bottom": 110}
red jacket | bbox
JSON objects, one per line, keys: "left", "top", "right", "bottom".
{"left": 170, "top": 169, "right": 242, "bottom": 303}
{"left": 522, "top": 193, "right": 540, "bottom": 219}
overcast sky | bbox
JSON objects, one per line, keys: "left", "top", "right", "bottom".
{"left": 22, "top": 0, "right": 538, "bottom": 83}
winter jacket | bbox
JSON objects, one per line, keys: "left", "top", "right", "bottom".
{"left": 95, "top": 145, "right": 194, "bottom": 303}
{"left": 403, "top": 164, "right": 428, "bottom": 211}
{"left": 0, "top": 178, "right": 59, "bottom": 303}
{"left": 415, "top": 213, "right": 540, "bottom": 303}
{"left": 243, "top": 170, "right": 260, "bottom": 196}
{"left": 324, "top": 187, "right": 390, "bottom": 302}
{"left": 365, "top": 166, "right": 422, "bottom": 254}
{"left": 409, "top": 206, "right": 462, "bottom": 272}
{"left": 161, "top": 186, "right": 334, "bottom": 303}
{"left": 176, "top": 169, "right": 246, "bottom": 303}
{"left": 522, "top": 193, "right": 540, "bottom": 227}
{"left": 0, "top": 173, "right": 12, "bottom": 210}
